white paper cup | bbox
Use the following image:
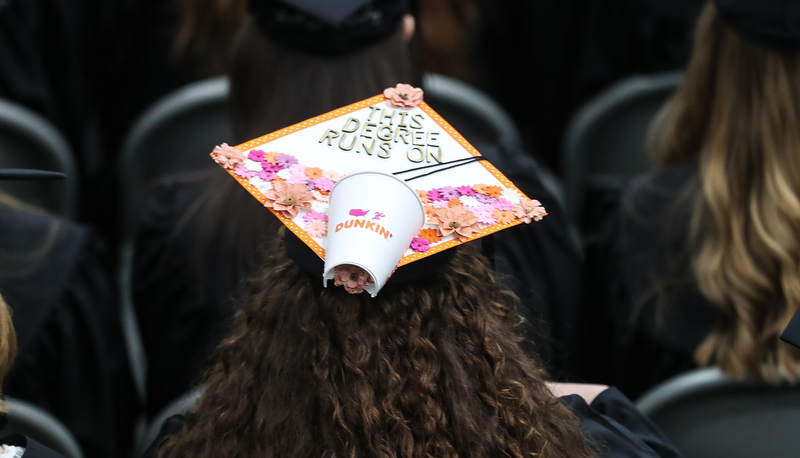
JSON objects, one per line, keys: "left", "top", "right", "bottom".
{"left": 323, "top": 171, "right": 425, "bottom": 296}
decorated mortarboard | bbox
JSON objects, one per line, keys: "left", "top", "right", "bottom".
{"left": 249, "top": 0, "right": 409, "bottom": 56}
{"left": 714, "top": 0, "right": 800, "bottom": 52}
{"left": 0, "top": 168, "right": 65, "bottom": 180}
{"left": 211, "top": 84, "right": 546, "bottom": 296}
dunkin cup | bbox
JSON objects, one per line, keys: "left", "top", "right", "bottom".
{"left": 323, "top": 171, "right": 425, "bottom": 297}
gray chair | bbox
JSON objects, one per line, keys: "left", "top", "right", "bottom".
{"left": 636, "top": 367, "right": 800, "bottom": 458}
{"left": 562, "top": 71, "right": 684, "bottom": 225}
{"left": 0, "top": 397, "right": 85, "bottom": 458}
{"left": 118, "top": 76, "right": 233, "bottom": 237}
{"left": 0, "top": 98, "right": 79, "bottom": 218}
{"left": 136, "top": 387, "right": 204, "bottom": 458}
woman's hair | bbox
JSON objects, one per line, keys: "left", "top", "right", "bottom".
{"left": 651, "top": 2, "right": 800, "bottom": 379}
{"left": 160, "top": 240, "right": 590, "bottom": 458}
{"left": 0, "top": 293, "right": 17, "bottom": 412}
{"left": 174, "top": 0, "right": 249, "bottom": 76}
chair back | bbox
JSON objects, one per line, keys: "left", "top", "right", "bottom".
{"left": 636, "top": 367, "right": 800, "bottom": 458}
{"left": 422, "top": 73, "right": 523, "bottom": 148}
{"left": 562, "top": 71, "right": 683, "bottom": 226}
{"left": 136, "top": 387, "right": 205, "bottom": 458}
{"left": 0, "top": 397, "right": 84, "bottom": 458}
{"left": 0, "top": 98, "right": 79, "bottom": 218}
{"left": 118, "top": 77, "right": 233, "bottom": 237}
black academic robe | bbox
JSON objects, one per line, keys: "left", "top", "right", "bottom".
{"left": 0, "top": 434, "right": 66, "bottom": 458}
{"left": 0, "top": 202, "right": 139, "bottom": 458}
{"left": 143, "top": 388, "right": 682, "bottom": 458}
{"left": 583, "top": 161, "right": 715, "bottom": 399}
{"left": 133, "top": 141, "right": 585, "bottom": 417}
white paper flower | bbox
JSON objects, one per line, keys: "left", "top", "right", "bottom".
{"left": 500, "top": 188, "right": 522, "bottom": 205}
{"left": 311, "top": 200, "right": 329, "bottom": 214}
{"left": 459, "top": 195, "right": 481, "bottom": 208}
{"left": 249, "top": 176, "right": 273, "bottom": 193}
{"left": 276, "top": 168, "right": 292, "bottom": 180}
{"left": 244, "top": 160, "right": 262, "bottom": 172}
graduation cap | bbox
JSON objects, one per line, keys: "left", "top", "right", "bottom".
{"left": 0, "top": 169, "right": 65, "bottom": 180}
{"left": 248, "top": 0, "right": 409, "bottom": 55}
{"left": 714, "top": 0, "right": 800, "bottom": 52}
{"left": 211, "top": 84, "right": 546, "bottom": 296}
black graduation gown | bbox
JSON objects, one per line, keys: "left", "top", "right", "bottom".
{"left": 583, "top": 161, "right": 715, "bottom": 399}
{"left": 143, "top": 388, "right": 682, "bottom": 458}
{"left": 0, "top": 202, "right": 139, "bottom": 458}
{"left": 0, "top": 434, "right": 66, "bottom": 458}
{"left": 132, "top": 141, "right": 586, "bottom": 417}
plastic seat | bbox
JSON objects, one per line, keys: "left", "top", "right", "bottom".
{"left": 0, "top": 397, "right": 85, "bottom": 458}
{"left": 136, "top": 386, "right": 205, "bottom": 458}
{"left": 636, "top": 367, "right": 800, "bottom": 458}
{"left": 422, "top": 73, "right": 523, "bottom": 148}
{"left": 562, "top": 71, "right": 684, "bottom": 226}
{"left": 0, "top": 98, "right": 79, "bottom": 218}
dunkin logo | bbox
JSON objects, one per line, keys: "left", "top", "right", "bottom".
{"left": 335, "top": 209, "right": 393, "bottom": 239}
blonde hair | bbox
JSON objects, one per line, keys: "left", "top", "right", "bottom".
{"left": 0, "top": 293, "right": 18, "bottom": 412}
{"left": 653, "top": 3, "right": 800, "bottom": 380}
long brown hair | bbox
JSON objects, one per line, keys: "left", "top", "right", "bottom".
{"left": 0, "top": 293, "right": 17, "bottom": 412}
{"left": 160, "top": 240, "right": 591, "bottom": 457}
{"left": 652, "top": 3, "right": 800, "bottom": 380}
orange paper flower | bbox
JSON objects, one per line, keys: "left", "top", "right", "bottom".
{"left": 493, "top": 210, "right": 516, "bottom": 225}
{"left": 511, "top": 198, "right": 547, "bottom": 223}
{"left": 264, "top": 182, "right": 312, "bottom": 217}
{"left": 448, "top": 198, "right": 461, "bottom": 207}
{"left": 472, "top": 184, "right": 488, "bottom": 194}
{"left": 424, "top": 205, "right": 436, "bottom": 218}
{"left": 484, "top": 186, "right": 503, "bottom": 198}
{"left": 417, "top": 189, "right": 431, "bottom": 204}
{"left": 417, "top": 228, "right": 441, "bottom": 243}
{"left": 263, "top": 152, "right": 280, "bottom": 165}
{"left": 305, "top": 167, "right": 323, "bottom": 180}
{"left": 429, "top": 205, "right": 480, "bottom": 242}
{"left": 383, "top": 83, "right": 424, "bottom": 109}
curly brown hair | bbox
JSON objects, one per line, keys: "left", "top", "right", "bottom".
{"left": 160, "top": 239, "right": 591, "bottom": 457}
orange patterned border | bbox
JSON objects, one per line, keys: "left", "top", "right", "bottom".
{"left": 214, "top": 94, "right": 529, "bottom": 266}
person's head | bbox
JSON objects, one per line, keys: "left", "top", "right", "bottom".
{"left": 159, "top": 235, "right": 590, "bottom": 457}
{"left": 0, "top": 293, "right": 17, "bottom": 412}
{"left": 650, "top": 1, "right": 800, "bottom": 379}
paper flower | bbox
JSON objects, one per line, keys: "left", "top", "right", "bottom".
{"left": 383, "top": 84, "right": 424, "bottom": 109}
{"left": 410, "top": 237, "right": 430, "bottom": 252}
{"left": 448, "top": 198, "right": 462, "bottom": 208}
{"left": 257, "top": 169, "right": 276, "bottom": 181}
{"left": 429, "top": 206, "right": 480, "bottom": 242}
{"left": 276, "top": 168, "right": 292, "bottom": 180}
{"left": 211, "top": 143, "right": 245, "bottom": 169}
{"left": 493, "top": 210, "right": 516, "bottom": 225}
{"left": 459, "top": 195, "right": 481, "bottom": 208}
{"left": 431, "top": 200, "right": 450, "bottom": 208}
{"left": 275, "top": 153, "right": 298, "bottom": 168}
{"left": 475, "top": 193, "right": 497, "bottom": 205}
{"left": 439, "top": 186, "right": 460, "bottom": 200}
{"left": 305, "top": 167, "right": 323, "bottom": 180}
{"left": 288, "top": 163, "right": 307, "bottom": 174}
{"left": 484, "top": 185, "right": 503, "bottom": 198}
{"left": 473, "top": 206, "right": 497, "bottom": 225}
{"left": 310, "top": 200, "right": 329, "bottom": 214}
{"left": 333, "top": 264, "right": 373, "bottom": 294}
{"left": 424, "top": 205, "right": 436, "bottom": 218}
{"left": 312, "top": 190, "right": 329, "bottom": 202}
{"left": 457, "top": 185, "right": 476, "bottom": 197}
{"left": 511, "top": 198, "right": 547, "bottom": 223}
{"left": 493, "top": 198, "right": 512, "bottom": 211}
{"left": 263, "top": 152, "right": 280, "bottom": 165}
{"left": 472, "top": 184, "right": 489, "bottom": 195}
{"left": 500, "top": 188, "right": 522, "bottom": 205}
{"left": 248, "top": 149, "right": 266, "bottom": 162}
{"left": 244, "top": 160, "right": 262, "bottom": 172}
{"left": 262, "top": 163, "right": 281, "bottom": 173}
{"left": 427, "top": 189, "right": 446, "bottom": 201}
{"left": 249, "top": 176, "right": 273, "bottom": 194}
{"left": 313, "top": 177, "right": 335, "bottom": 192}
{"left": 234, "top": 165, "right": 257, "bottom": 179}
{"left": 417, "top": 189, "right": 431, "bottom": 204}
{"left": 287, "top": 171, "right": 309, "bottom": 185}
{"left": 264, "top": 182, "right": 312, "bottom": 217}
{"left": 305, "top": 219, "right": 328, "bottom": 238}
{"left": 303, "top": 210, "right": 328, "bottom": 223}
{"left": 323, "top": 170, "right": 345, "bottom": 182}
{"left": 417, "top": 228, "right": 441, "bottom": 243}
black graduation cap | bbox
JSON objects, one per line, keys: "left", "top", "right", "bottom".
{"left": 714, "top": 0, "right": 800, "bottom": 52}
{"left": 0, "top": 168, "right": 65, "bottom": 180}
{"left": 249, "top": 0, "right": 409, "bottom": 55}
{"left": 780, "top": 309, "right": 800, "bottom": 349}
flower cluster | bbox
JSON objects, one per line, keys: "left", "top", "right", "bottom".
{"left": 412, "top": 184, "right": 546, "bottom": 252}
{"left": 333, "top": 264, "right": 373, "bottom": 294}
{"left": 383, "top": 84, "right": 424, "bottom": 109}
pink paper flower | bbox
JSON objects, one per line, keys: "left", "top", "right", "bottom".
{"left": 333, "top": 264, "right": 372, "bottom": 294}
{"left": 264, "top": 182, "right": 313, "bottom": 217}
{"left": 289, "top": 163, "right": 307, "bottom": 174}
{"left": 439, "top": 186, "right": 460, "bottom": 200}
{"left": 234, "top": 165, "right": 257, "bottom": 179}
{"left": 511, "top": 198, "right": 547, "bottom": 223}
{"left": 410, "top": 237, "right": 430, "bottom": 252}
{"left": 287, "top": 171, "right": 309, "bottom": 185}
{"left": 384, "top": 84, "right": 424, "bottom": 109}
{"left": 313, "top": 177, "right": 335, "bottom": 192}
{"left": 429, "top": 205, "right": 481, "bottom": 242}
{"left": 493, "top": 198, "right": 512, "bottom": 211}
{"left": 303, "top": 210, "right": 328, "bottom": 223}
{"left": 305, "top": 219, "right": 328, "bottom": 238}
{"left": 431, "top": 200, "right": 450, "bottom": 208}
{"left": 211, "top": 143, "right": 245, "bottom": 169}
{"left": 312, "top": 190, "right": 329, "bottom": 202}
{"left": 275, "top": 153, "right": 298, "bottom": 169}
{"left": 472, "top": 206, "right": 497, "bottom": 225}
{"left": 427, "top": 189, "right": 446, "bottom": 201}
{"left": 248, "top": 149, "right": 266, "bottom": 162}
{"left": 323, "top": 170, "right": 345, "bottom": 182}
{"left": 457, "top": 185, "right": 476, "bottom": 196}
{"left": 262, "top": 163, "right": 281, "bottom": 173}
{"left": 257, "top": 169, "right": 276, "bottom": 181}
